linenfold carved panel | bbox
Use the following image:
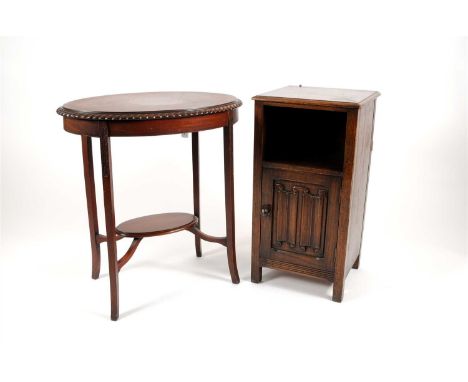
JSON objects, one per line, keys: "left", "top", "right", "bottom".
{"left": 272, "top": 180, "right": 328, "bottom": 257}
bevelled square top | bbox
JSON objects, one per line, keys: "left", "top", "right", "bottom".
{"left": 253, "top": 86, "right": 380, "bottom": 108}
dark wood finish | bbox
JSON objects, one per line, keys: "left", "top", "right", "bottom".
{"left": 352, "top": 255, "right": 360, "bottom": 270}
{"left": 99, "top": 122, "right": 119, "bottom": 321}
{"left": 81, "top": 136, "right": 101, "bottom": 279}
{"left": 251, "top": 85, "right": 379, "bottom": 302}
{"left": 58, "top": 92, "right": 241, "bottom": 120}
{"left": 332, "top": 100, "right": 377, "bottom": 302}
{"left": 96, "top": 234, "right": 124, "bottom": 244}
{"left": 251, "top": 102, "right": 265, "bottom": 283}
{"left": 62, "top": 109, "right": 239, "bottom": 137}
{"left": 59, "top": 91, "right": 241, "bottom": 320}
{"left": 224, "top": 116, "right": 240, "bottom": 284}
{"left": 188, "top": 226, "right": 227, "bottom": 246}
{"left": 192, "top": 132, "right": 202, "bottom": 257}
{"left": 262, "top": 160, "right": 343, "bottom": 177}
{"left": 253, "top": 86, "right": 379, "bottom": 109}
{"left": 345, "top": 101, "right": 376, "bottom": 274}
{"left": 259, "top": 169, "right": 341, "bottom": 271}
{"left": 262, "top": 258, "right": 334, "bottom": 281}
{"left": 331, "top": 109, "right": 359, "bottom": 302}
{"left": 117, "top": 238, "right": 143, "bottom": 271}
{"left": 116, "top": 213, "right": 197, "bottom": 238}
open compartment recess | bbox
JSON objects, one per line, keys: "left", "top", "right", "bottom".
{"left": 263, "top": 105, "right": 347, "bottom": 173}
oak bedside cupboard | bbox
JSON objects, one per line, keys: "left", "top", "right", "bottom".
{"left": 250, "top": 86, "right": 380, "bottom": 302}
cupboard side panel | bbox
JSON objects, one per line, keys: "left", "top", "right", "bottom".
{"left": 345, "top": 101, "right": 376, "bottom": 274}
{"left": 333, "top": 109, "right": 358, "bottom": 287}
{"left": 251, "top": 102, "right": 265, "bottom": 277}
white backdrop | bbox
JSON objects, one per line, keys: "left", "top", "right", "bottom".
{"left": 1, "top": 1, "right": 467, "bottom": 381}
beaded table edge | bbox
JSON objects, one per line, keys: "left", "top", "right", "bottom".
{"left": 56, "top": 100, "right": 242, "bottom": 121}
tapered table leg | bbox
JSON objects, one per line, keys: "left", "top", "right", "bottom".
{"left": 223, "top": 118, "right": 240, "bottom": 284}
{"left": 192, "top": 132, "right": 202, "bottom": 257}
{"left": 99, "top": 125, "right": 119, "bottom": 321}
{"left": 81, "top": 136, "right": 101, "bottom": 279}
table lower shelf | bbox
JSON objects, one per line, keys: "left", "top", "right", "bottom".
{"left": 116, "top": 212, "right": 197, "bottom": 238}
{"left": 102, "top": 212, "right": 227, "bottom": 272}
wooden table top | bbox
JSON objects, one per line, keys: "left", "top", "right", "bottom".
{"left": 57, "top": 91, "right": 242, "bottom": 121}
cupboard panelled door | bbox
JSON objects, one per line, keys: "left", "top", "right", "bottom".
{"left": 260, "top": 168, "right": 341, "bottom": 271}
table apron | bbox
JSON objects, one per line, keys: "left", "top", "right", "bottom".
{"left": 63, "top": 110, "right": 238, "bottom": 137}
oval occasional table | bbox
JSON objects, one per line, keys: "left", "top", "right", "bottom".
{"left": 57, "top": 92, "right": 242, "bottom": 320}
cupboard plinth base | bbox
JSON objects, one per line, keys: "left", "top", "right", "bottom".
{"left": 261, "top": 258, "right": 334, "bottom": 282}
